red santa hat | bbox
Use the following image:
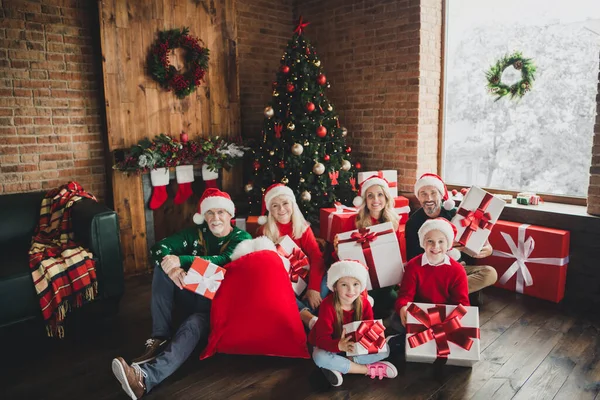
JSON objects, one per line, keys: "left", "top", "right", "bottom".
{"left": 352, "top": 175, "right": 393, "bottom": 207}
{"left": 417, "top": 217, "right": 461, "bottom": 260}
{"left": 326, "top": 260, "right": 369, "bottom": 292}
{"left": 414, "top": 173, "right": 455, "bottom": 211}
{"left": 193, "top": 188, "right": 235, "bottom": 225}
{"left": 257, "top": 183, "right": 296, "bottom": 225}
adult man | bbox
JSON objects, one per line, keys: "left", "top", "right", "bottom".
{"left": 405, "top": 173, "right": 497, "bottom": 305}
{"left": 111, "top": 188, "right": 251, "bottom": 399}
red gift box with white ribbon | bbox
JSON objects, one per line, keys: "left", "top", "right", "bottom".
{"left": 319, "top": 202, "right": 358, "bottom": 242}
{"left": 182, "top": 258, "right": 226, "bottom": 300}
{"left": 478, "top": 220, "right": 569, "bottom": 303}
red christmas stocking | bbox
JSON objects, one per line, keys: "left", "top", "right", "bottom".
{"left": 174, "top": 165, "right": 194, "bottom": 205}
{"left": 149, "top": 168, "right": 170, "bottom": 210}
{"left": 202, "top": 164, "right": 219, "bottom": 189}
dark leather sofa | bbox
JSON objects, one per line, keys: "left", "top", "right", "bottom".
{"left": 0, "top": 191, "right": 124, "bottom": 328}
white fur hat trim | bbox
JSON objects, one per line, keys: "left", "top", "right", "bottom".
{"left": 193, "top": 195, "right": 235, "bottom": 225}
{"left": 327, "top": 260, "right": 369, "bottom": 292}
{"left": 230, "top": 236, "right": 277, "bottom": 261}
{"left": 417, "top": 218, "right": 456, "bottom": 248}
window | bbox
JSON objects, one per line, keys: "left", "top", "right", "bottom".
{"left": 442, "top": 0, "right": 600, "bottom": 198}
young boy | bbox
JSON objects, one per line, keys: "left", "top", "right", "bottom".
{"left": 394, "top": 217, "right": 470, "bottom": 329}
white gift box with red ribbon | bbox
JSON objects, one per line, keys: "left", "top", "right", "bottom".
{"left": 343, "top": 319, "right": 388, "bottom": 356}
{"left": 276, "top": 235, "right": 310, "bottom": 296}
{"left": 183, "top": 258, "right": 226, "bottom": 300}
{"left": 358, "top": 170, "right": 398, "bottom": 197}
{"left": 337, "top": 222, "right": 404, "bottom": 290}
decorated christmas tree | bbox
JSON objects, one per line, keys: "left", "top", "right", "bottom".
{"left": 245, "top": 18, "right": 360, "bottom": 222}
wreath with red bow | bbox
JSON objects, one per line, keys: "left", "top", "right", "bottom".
{"left": 148, "top": 27, "right": 210, "bottom": 99}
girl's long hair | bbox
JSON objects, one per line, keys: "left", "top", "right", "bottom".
{"left": 262, "top": 197, "right": 308, "bottom": 242}
{"left": 355, "top": 184, "right": 399, "bottom": 230}
{"left": 332, "top": 284, "right": 363, "bottom": 338}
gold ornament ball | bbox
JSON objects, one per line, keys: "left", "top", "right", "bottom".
{"left": 287, "top": 122, "right": 295, "bottom": 131}
{"left": 327, "top": 105, "right": 333, "bottom": 111}
{"left": 269, "top": 150, "right": 274, "bottom": 156}
{"left": 273, "top": 91, "right": 279, "bottom": 97}
{"left": 299, "top": 177, "right": 305, "bottom": 183}
{"left": 301, "top": 190, "right": 311, "bottom": 202}
{"left": 304, "top": 140, "right": 310, "bottom": 146}
{"left": 281, "top": 177, "right": 289, "bottom": 184}
{"left": 296, "top": 59, "right": 301, "bottom": 63}
{"left": 264, "top": 106, "right": 274, "bottom": 118}
{"left": 244, "top": 183, "right": 253, "bottom": 193}
{"left": 291, "top": 143, "right": 304, "bottom": 156}
{"left": 313, "top": 162, "right": 325, "bottom": 175}
{"left": 314, "top": 60, "right": 321, "bottom": 67}
{"left": 341, "top": 159, "right": 351, "bottom": 171}
{"left": 341, "top": 127, "right": 348, "bottom": 137}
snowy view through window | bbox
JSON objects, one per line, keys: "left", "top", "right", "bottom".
{"left": 442, "top": 0, "right": 600, "bottom": 197}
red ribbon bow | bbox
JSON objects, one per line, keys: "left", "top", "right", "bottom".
{"left": 328, "top": 171, "right": 339, "bottom": 185}
{"left": 274, "top": 123, "right": 283, "bottom": 139}
{"left": 276, "top": 244, "right": 309, "bottom": 283}
{"left": 406, "top": 304, "right": 480, "bottom": 363}
{"left": 456, "top": 193, "right": 494, "bottom": 246}
{"left": 349, "top": 177, "right": 357, "bottom": 191}
{"left": 294, "top": 16, "right": 310, "bottom": 35}
{"left": 346, "top": 320, "right": 386, "bottom": 354}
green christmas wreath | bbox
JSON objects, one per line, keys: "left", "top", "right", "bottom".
{"left": 148, "top": 27, "right": 210, "bottom": 99}
{"left": 486, "top": 51, "right": 536, "bottom": 100}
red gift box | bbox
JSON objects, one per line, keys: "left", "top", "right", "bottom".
{"left": 245, "top": 216, "right": 260, "bottom": 238}
{"left": 393, "top": 196, "right": 410, "bottom": 224}
{"left": 319, "top": 202, "right": 358, "bottom": 242}
{"left": 477, "top": 220, "right": 570, "bottom": 303}
{"left": 182, "top": 258, "right": 226, "bottom": 300}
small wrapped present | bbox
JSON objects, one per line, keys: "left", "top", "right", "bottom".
{"left": 276, "top": 235, "right": 310, "bottom": 296}
{"left": 358, "top": 170, "right": 398, "bottom": 197}
{"left": 231, "top": 217, "right": 246, "bottom": 231}
{"left": 343, "top": 319, "right": 388, "bottom": 356}
{"left": 478, "top": 220, "right": 569, "bottom": 303}
{"left": 494, "top": 194, "right": 513, "bottom": 203}
{"left": 405, "top": 302, "right": 480, "bottom": 367}
{"left": 451, "top": 186, "right": 505, "bottom": 254}
{"left": 245, "top": 216, "right": 260, "bottom": 237}
{"left": 394, "top": 196, "right": 410, "bottom": 224}
{"left": 337, "top": 222, "right": 403, "bottom": 290}
{"left": 516, "top": 192, "right": 542, "bottom": 205}
{"left": 183, "top": 257, "right": 226, "bottom": 300}
{"left": 319, "top": 202, "right": 358, "bottom": 242}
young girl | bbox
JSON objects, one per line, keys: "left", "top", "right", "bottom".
{"left": 308, "top": 260, "right": 398, "bottom": 387}
{"left": 334, "top": 175, "right": 405, "bottom": 317}
{"left": 257, "top": 183, "right": 328, "bottom": 330}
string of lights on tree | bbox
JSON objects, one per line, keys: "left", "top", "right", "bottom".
{"left": 245, "top": 17, "right": 362, "bottom": 222}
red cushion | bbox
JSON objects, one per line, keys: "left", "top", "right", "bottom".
{"left": 200, "top": 250, "right": 310, "bottom": 359}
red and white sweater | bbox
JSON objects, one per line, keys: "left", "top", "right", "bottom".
{"left": 308, "top": 294, "right": 374, "bottom": 353}
{"left": 394, "top": 253, "right": 469, "bottom": 313}
{"left": 257, "top": 221, "right": 325, "bottom": 292}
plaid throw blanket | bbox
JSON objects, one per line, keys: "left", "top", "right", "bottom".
{"left": 29, "top": 182, "right": 98, "bottom": 338}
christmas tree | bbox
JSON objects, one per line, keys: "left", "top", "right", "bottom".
{"left": 245, "top": 18, "right": 360, "bottom": 223}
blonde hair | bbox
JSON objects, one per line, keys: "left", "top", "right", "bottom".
{"left": 332, "top": 282, "right": 363, "bottom": 338}
{"left": 261, "top": 195, "right": 308, "bottom": 242}
{"left": 355, "top": 184, "right": 400, "bottom": 230}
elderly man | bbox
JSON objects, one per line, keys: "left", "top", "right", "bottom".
{"left": 405, "top": 173, "right": 497, "bottom": 306}
{"left": 111, "top": 188, "right": 251, "bottom": 399}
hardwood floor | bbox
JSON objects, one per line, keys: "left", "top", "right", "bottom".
{"left": 2, "top": 275, "right": 599, "bottom": 400}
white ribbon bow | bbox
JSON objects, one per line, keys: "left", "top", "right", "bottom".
{"left": 327, "top": 202, "right": 358, "bottom": 241}
{"left": 493, "top": 224, "right": 569, "bottom": 293}
{"left": 185, "top": 268, "right": 225, "bottom": 295}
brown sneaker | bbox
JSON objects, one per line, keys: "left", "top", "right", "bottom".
{"left": 131, "top": 338, "right": 168, "bottom": 364}
{"left": 111, "top": 357, "right": 146, "bottom": 399}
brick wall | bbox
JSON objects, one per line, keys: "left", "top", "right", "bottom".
{"left": 0, "top": 0, "right": 106, "bottom": 200}
{"left": 587, "top": 54, "right": 600, "bottom": 216}
{"left": 236, "top": 0, "right": 294, "bottom": 138}
{"left": 294, "top": 0, "right": 441, "bottom": 193}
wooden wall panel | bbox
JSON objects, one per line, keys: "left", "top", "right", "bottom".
{"left": 99, "top": 0, "right": 239, "bottom": 275}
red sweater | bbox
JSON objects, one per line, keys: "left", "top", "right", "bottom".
{"left": 394, "top": 253, "right": 469, "bottom": 312}
{"left": 257, "top": 222, "right": 325, "bottom": 292}
{"left": 308, "top": 294, "right": 374, "bottom": 353}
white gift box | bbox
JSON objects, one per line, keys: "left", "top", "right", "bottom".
{"left": 337, "top": 222, "right": 403, "bottom": 290}
{"left": 276, "top": 235, "right": 310, "bottom": 296}
{"left": 343, "top": 319, "right": 389, "bottom": 357}
{"left": 405, "top": 302, "right": 480, "bottom": 367}
{"left": 231, "top": 217, "right": 246, "bottom": 231}
{"left": 357, "top": 170, "right": 398, "bottom": 197}
{"left": 451, "top": 186, "right": 505, "bottom": 255}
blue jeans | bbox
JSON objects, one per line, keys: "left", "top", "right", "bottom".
{"left": 312, "top": 347, "right": 390, "bottom": 374}
{"left": 140, "top": 266, "right": 212, "bottom": 392}
{"left": 296, "top": 273, "right": 329, "bottom": 314}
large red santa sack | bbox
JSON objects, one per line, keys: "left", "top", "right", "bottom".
{"left": 200, "top": 237, "right": 310, "bottom": 359}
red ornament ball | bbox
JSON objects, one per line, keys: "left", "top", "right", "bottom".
{"left": 345, "top": 146, "right": 352, "bottom": 154}
{"left": 280, "top": 65, "right": 290, "bottom": 74}
{"left": 279, "top": 160, "right": 285, "bottom": 168}
{"left": 355, "top": 161, "right": 362, "bottom": 169}
{"left": 305, "top": 102, "right": 315, "bottom": 112}
{"left": 460, "top": 188, "right": 468, "bottom": 195}
{"left": 180, "top": 132, "right": 188, "bottom": 143}
{"left": 316, "top": 125, "right": 327, "bottom": 138}
{"left": 451, "top": 189, "right": 458, "bottom": 196}
{"left": 253, "top": 161, "right": 260, "bottom": 170}
{"left": 323, "top": 154, "right": 330, "bottom": 161}
{"left": 317, "top": 74, "right": 327, "bottom": 85}
{"left": 286, "top": 83, "right": 295, "bottom": 93}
